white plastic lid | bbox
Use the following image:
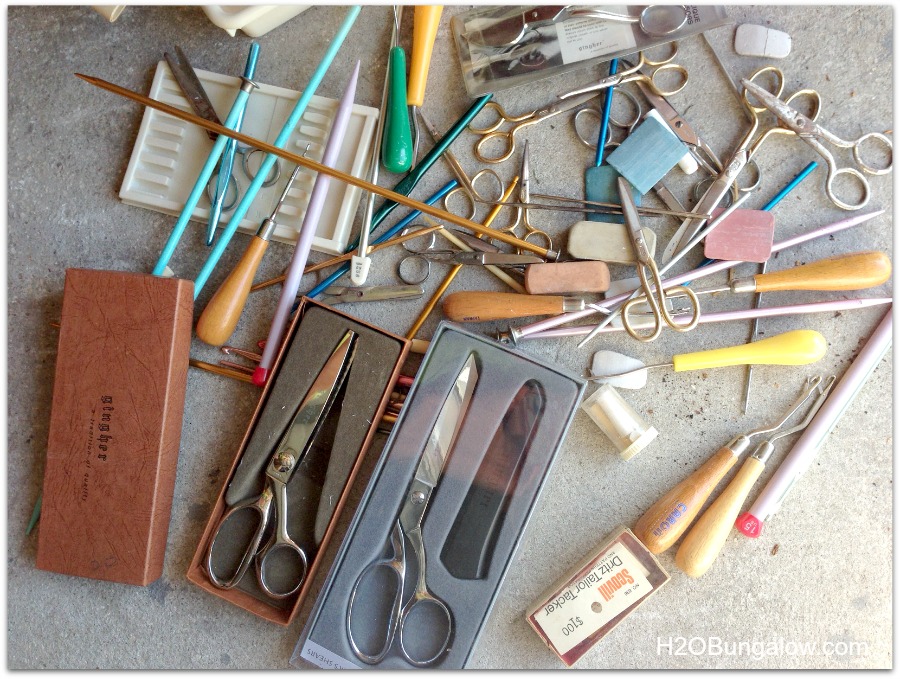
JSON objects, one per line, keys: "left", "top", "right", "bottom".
{"left": 580, "top": 384, "right": 658, "bottom": 460}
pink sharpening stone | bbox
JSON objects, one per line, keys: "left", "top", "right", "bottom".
{"left": 524, "top": 261, "right": 611, "bottom": 294}
{"left": 703, "top": 208, "right": 775, "bottom": 263}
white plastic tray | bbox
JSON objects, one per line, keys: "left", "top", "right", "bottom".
{"left": 119, "top": 61, "right": 378, "bottom": 255}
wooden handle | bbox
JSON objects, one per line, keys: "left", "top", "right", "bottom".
{"left": 196, "top": 237, "right": 269, "bottom": 346}
{"left": 442, "top": 291, "right": 566, "bottom": 322}
{"left": 675, "top": 456, "right": 765, "bottom": 577}
{"left": 407, "top": 6, "right": 443, "bottom": 107}
{"left": 632, "top": 446, "right": 739, "bottom": 554}
{"left": 755, "top": 251, "right": 892, "bottom": 292}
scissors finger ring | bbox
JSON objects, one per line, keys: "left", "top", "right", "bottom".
{"left": 443, "top": 187, "right": 479, "bottom": 223}
{"left": 518, "top": 229, "right": 554, "bottom": 254}
{"left": 850, "top": 131, "right": 893, "bottom": 176}
{"left": 239, "top": 146, "right": 282, "bottom": 188}
{"left": 205, "top": 172, "right": 240, "bottom": 212}
{"left": 473, "top": 129, "right": 517, "bottom": 164}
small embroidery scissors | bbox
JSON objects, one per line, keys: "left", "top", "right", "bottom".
{"left": 346, "top": 355, "right": 478, "bottom": 666}
{"left": 513, "top": 140, "right": 554, "bottom": 252}
{"left": 469, "top": 91, "right": 600, "bottom": 163}
{"left": 572, "top": 87, "right": 642, "bottom": 152}
{"left": 617, "top": 177, "right": 700, "bottom": 342}
{"left": 558, "top": 46, "right": 689, "bottom": 101}
{"left": 741, "top": 77, "right": 892, "bottom": 210}
{"left": 205, "top": 331, "right": 356, "bottom": 599}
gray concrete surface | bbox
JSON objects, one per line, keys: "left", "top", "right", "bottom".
{"left": 7, "top": 5, "right": 892, "bottom": 670}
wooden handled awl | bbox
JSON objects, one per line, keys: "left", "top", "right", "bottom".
{"left": 407, "top": 5, "right": 442, "bottom": 163}
{"left": 196, "top": 167, "right": 302, "bottom": 346}
{"left": 442, "top": 291, "right": 585, "bottom": 322}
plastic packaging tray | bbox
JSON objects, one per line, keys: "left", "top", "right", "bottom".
{"left": 119, "top": 61, "right": 378, "bottom": 255}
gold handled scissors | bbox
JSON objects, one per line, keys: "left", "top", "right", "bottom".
{"left": 469, "top": 91, "right": 600, "bottom": 163}
{"left": 741, "top": 76, "right": 892, "bottom": 210}
{"left": 617, "top": 177, "right": 700, "bottom": 342}
{"left": 558, "top": 46, "right": 689, "bottom": 101}
{"left": 512, "top": 140, "right": 554, "bottom": 252}
{"left": 205, "top": 331, "right": 356, "bottom": 599}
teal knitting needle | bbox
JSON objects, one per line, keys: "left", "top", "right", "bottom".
{"left": 192, "top": 5, "right": 362, "bottom": 298}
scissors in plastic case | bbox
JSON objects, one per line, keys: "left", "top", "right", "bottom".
{"left": 559, "top": 46, "right": 689, "bottom": 101}
{"left": 205, "top": 330, "right": 357, "bottom": 599}
{"left": 346, "top": 354, "right": 479, "bottom": 666}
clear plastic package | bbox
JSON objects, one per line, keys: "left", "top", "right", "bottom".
{"left": 451, "top": 5, "right": 730, "bottom": 97}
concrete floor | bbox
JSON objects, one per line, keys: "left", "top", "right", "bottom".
{"left": 7, "top": 5, "right": 892, "bottom": 670}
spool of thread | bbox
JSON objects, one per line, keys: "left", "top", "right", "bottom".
{"left": 581, "top": 384, "right": 657, "bottom": 460}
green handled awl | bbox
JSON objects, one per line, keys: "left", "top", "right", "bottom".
{"left": 381, "top": 6, "right": 413, "bottom": 173}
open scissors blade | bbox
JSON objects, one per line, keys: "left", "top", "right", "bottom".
{"left": 401, "top": 355, "right": 478, "bottom": 528}
{"left": 164, "top": 46, "right": 221, "bottom": 141}
{"left": 455, "top": 251, "right": 544, "bottom": 266}
{"left": 319, "top": 284, "right": 425, "bottom": 304}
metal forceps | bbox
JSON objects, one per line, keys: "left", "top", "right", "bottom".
{"left": 205, "top": 331, "right": 357, "bottom": 599}
{"left": 559, "top": 47, "right": 689, "bottom": 101}
{"left": 662, "top": 66, "right": 821, "bottom": 263}
{"left": 741, "top": 77, "right": 892, "bottom": 210}
{"left": 514, "top": 141, "right": 554, "bottom": 252}
{"left": 469, "top": 91, "right": 600, "bottom": 163}
{"left": 618, "top": 177, "right": 700, "bottom": 342}
{"left": 346, "top": 355, "right": 478, "bottom": 666}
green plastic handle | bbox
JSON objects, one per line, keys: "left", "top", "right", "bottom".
{"left": 381, "top": 46, "right": 413, "bottom": 174}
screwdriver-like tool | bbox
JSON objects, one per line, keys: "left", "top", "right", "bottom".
{"left": 196, "top": 165, "right": 303, "bottom": 346}
{"left": 407, "top": 5, "right": 443, "bottom": 165}
{"left": 381, "top": 6, "right": 413, "bottom": 174}
{"left": 632, "top": 370, "right": 830, "bottom": 555}
{"left": 675, "top": 375, "right": 835, "bottom": 577}
{"left": 586, "top": 329, "right": 828, "bottom": 385}
{"left": 443, "top": 291, "right": 585, "bottom": 322}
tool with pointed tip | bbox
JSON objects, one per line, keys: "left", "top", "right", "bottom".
{"left": 382, "top": 6, "right": 414, "bottom": 174}
{"left": 407, "top": 5, "right": 443, "bottom": 165}
{"left": 675, "top": 375, "right": 835, "bottom": 577}
{"left": 586, "top": 329, "right": 828, "bottom": 384}
{"left": 197, "top": 164, "right": 304, "bottom": 346}
{"left": 633, "top": 372, "right": 830, "bottom": 554}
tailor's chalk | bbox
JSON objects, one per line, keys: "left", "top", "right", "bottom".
{"left": 734, "top": 24, "right": 792, "bottom": 59}
{"left": 524, "top": 261, "right": 611, "bottom": 295}
{"left": 607, "top": 115, "right": 688, "bottom": 195}
{"left": 584, "top": 165, "right": 640, "bottom": 224}
{"left": 702, "top": 208, "right": 776, "bottom": 263}
{"left": 567, "top": 221, "right": 656, "bottom": 264}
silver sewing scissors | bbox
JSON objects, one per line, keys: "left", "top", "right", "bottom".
{"left": 205, "top": 331, "right": 357, "bottom": 599}
{"left": 397, "top": 225, "right": 541, "bottom": 285}
{"left": 466, "top": 6, "right": 688, "bottom": 48}
{"left": 513, "top": 141, "right": 554, "bottom": 251}
{"left": 741, "top": 77, "right": 892, "bottom": 209}
{"left": 617, "top": 177, "right": 700, "bottom": 342}
{"left": 661, "top": 66, "right": 821, "bottom": 263}
{"left": 319, "top": 284, "right": 425, "bottom": 305}
{"left": 469, "top": 91, "right": 600, "bottom": 164}
{"left": 559, "top": 46, "right": 689, "bottom": 100}
{"left": 346, "top": 354, "right": 478, "bottom": 666}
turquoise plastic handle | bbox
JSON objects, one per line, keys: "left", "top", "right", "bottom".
{"left": 382, "top": 46, "right": 413, "bottom": 174}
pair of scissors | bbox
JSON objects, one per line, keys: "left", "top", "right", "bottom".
{"left": 466, "top": 6, "right": 688, "bottom": 48}
{"left": 346, "top": 355, "right": 479, "bottom": 666}
{"left": 617, "top": 177, "right": 700, "bottom": 342}
{"left": 511, "top": 141, "right": 554, "bottom": 251}
{"left": 318, "top": 284, "right": 425, "bottom": 305}
{"left": 660, "top": 66, "right": 821, "bottom": 264}
{"left": 469, "top": 90, "right": 600, "bottom": 163}
{"left": 741, "top": 77, "right": 892, "bottom": 210}
{"left": 559, "top": 46, "right": 689, "bottom": 101}
{"left": 573, "top": 87, "right": 642, "bottom": 152}
{"left": 397, "top": 225, "right": 541, "bottom": 285}
{"left": 205, "top": 330, "right": 357, "bottom": 599}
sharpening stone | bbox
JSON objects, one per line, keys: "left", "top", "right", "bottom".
{"left": 524, "top": 261, "right": 610, "bottom": 294}
{"left": 584, "top": 165, "right": 641, "bottom": 224}
{"left": 703, "top": 208, "right": 776, "bottom": 263}
{"left": 607, "top": 115, "right": 689, "bottom": 194}
{"left": 568, "top": 221, "right": 657, "bottom": 264}
{"left": 734, "top": 24, "right": 792, "bottom": 58}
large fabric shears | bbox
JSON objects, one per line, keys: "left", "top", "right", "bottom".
{"left": 346, "top": 355, "right": 479, "bottom": 666}
{"left": 205, "top": 331, "right": 357, "bottom": 599}
{"left": 469, "top": 91, "right": 600, "bottom": 163}
{"left": 741, "top": 77, "right": 892, "bottom": 210}
{"left": 559, "top": 47, "right": 689, "bottom": 100}
{"left": 618, "top": 177, "right": 700, "bottom": 342}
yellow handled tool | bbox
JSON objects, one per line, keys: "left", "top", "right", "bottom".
{"left": 407, "top": 5, "right": 443, "bottom": 164}
{"left": 442, "top": 291, "right": 585, "bottom": 322}
{"left": 587, "top": 329, "right": 828, "bottom": 383}
{"left": 196, "top": 167, "right": 301, "bottom": 346}
{"left": 632, "top": 374, "right": 831, "bottom": 554}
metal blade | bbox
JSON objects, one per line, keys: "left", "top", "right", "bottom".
{"left": 413, "top": 354, "right": 479, "bottom": 490}
{"left": 456, "top": 252, "right": 543, "bottom": 266}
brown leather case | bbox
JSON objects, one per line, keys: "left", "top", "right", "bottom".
{"left": 36, "top": 269, "right": 193, "bottom": 586}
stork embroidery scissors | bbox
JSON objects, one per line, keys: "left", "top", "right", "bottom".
{"left": 346, "top": 354, "right": 479, "bottom": 666}
{"left": 205, "top": 330, "right": 357, "bottom": 599}
{"left": 741, "top": 77, "right": 893, "bottom": 209}
{"left": 618, "top": 177, "right": 701, "bottom": 342}
{"left": 469, "top": 91, "right": 600, "bottom": 163}
{"left": 558, "top": 47, "right": 689, "bottom": 100}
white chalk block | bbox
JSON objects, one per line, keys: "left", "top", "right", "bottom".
{"left": 734, "top": 24, "right": 792, "bottom": 59}
{"left": 568, "top": 221, "right": 657, "bottom": 264}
